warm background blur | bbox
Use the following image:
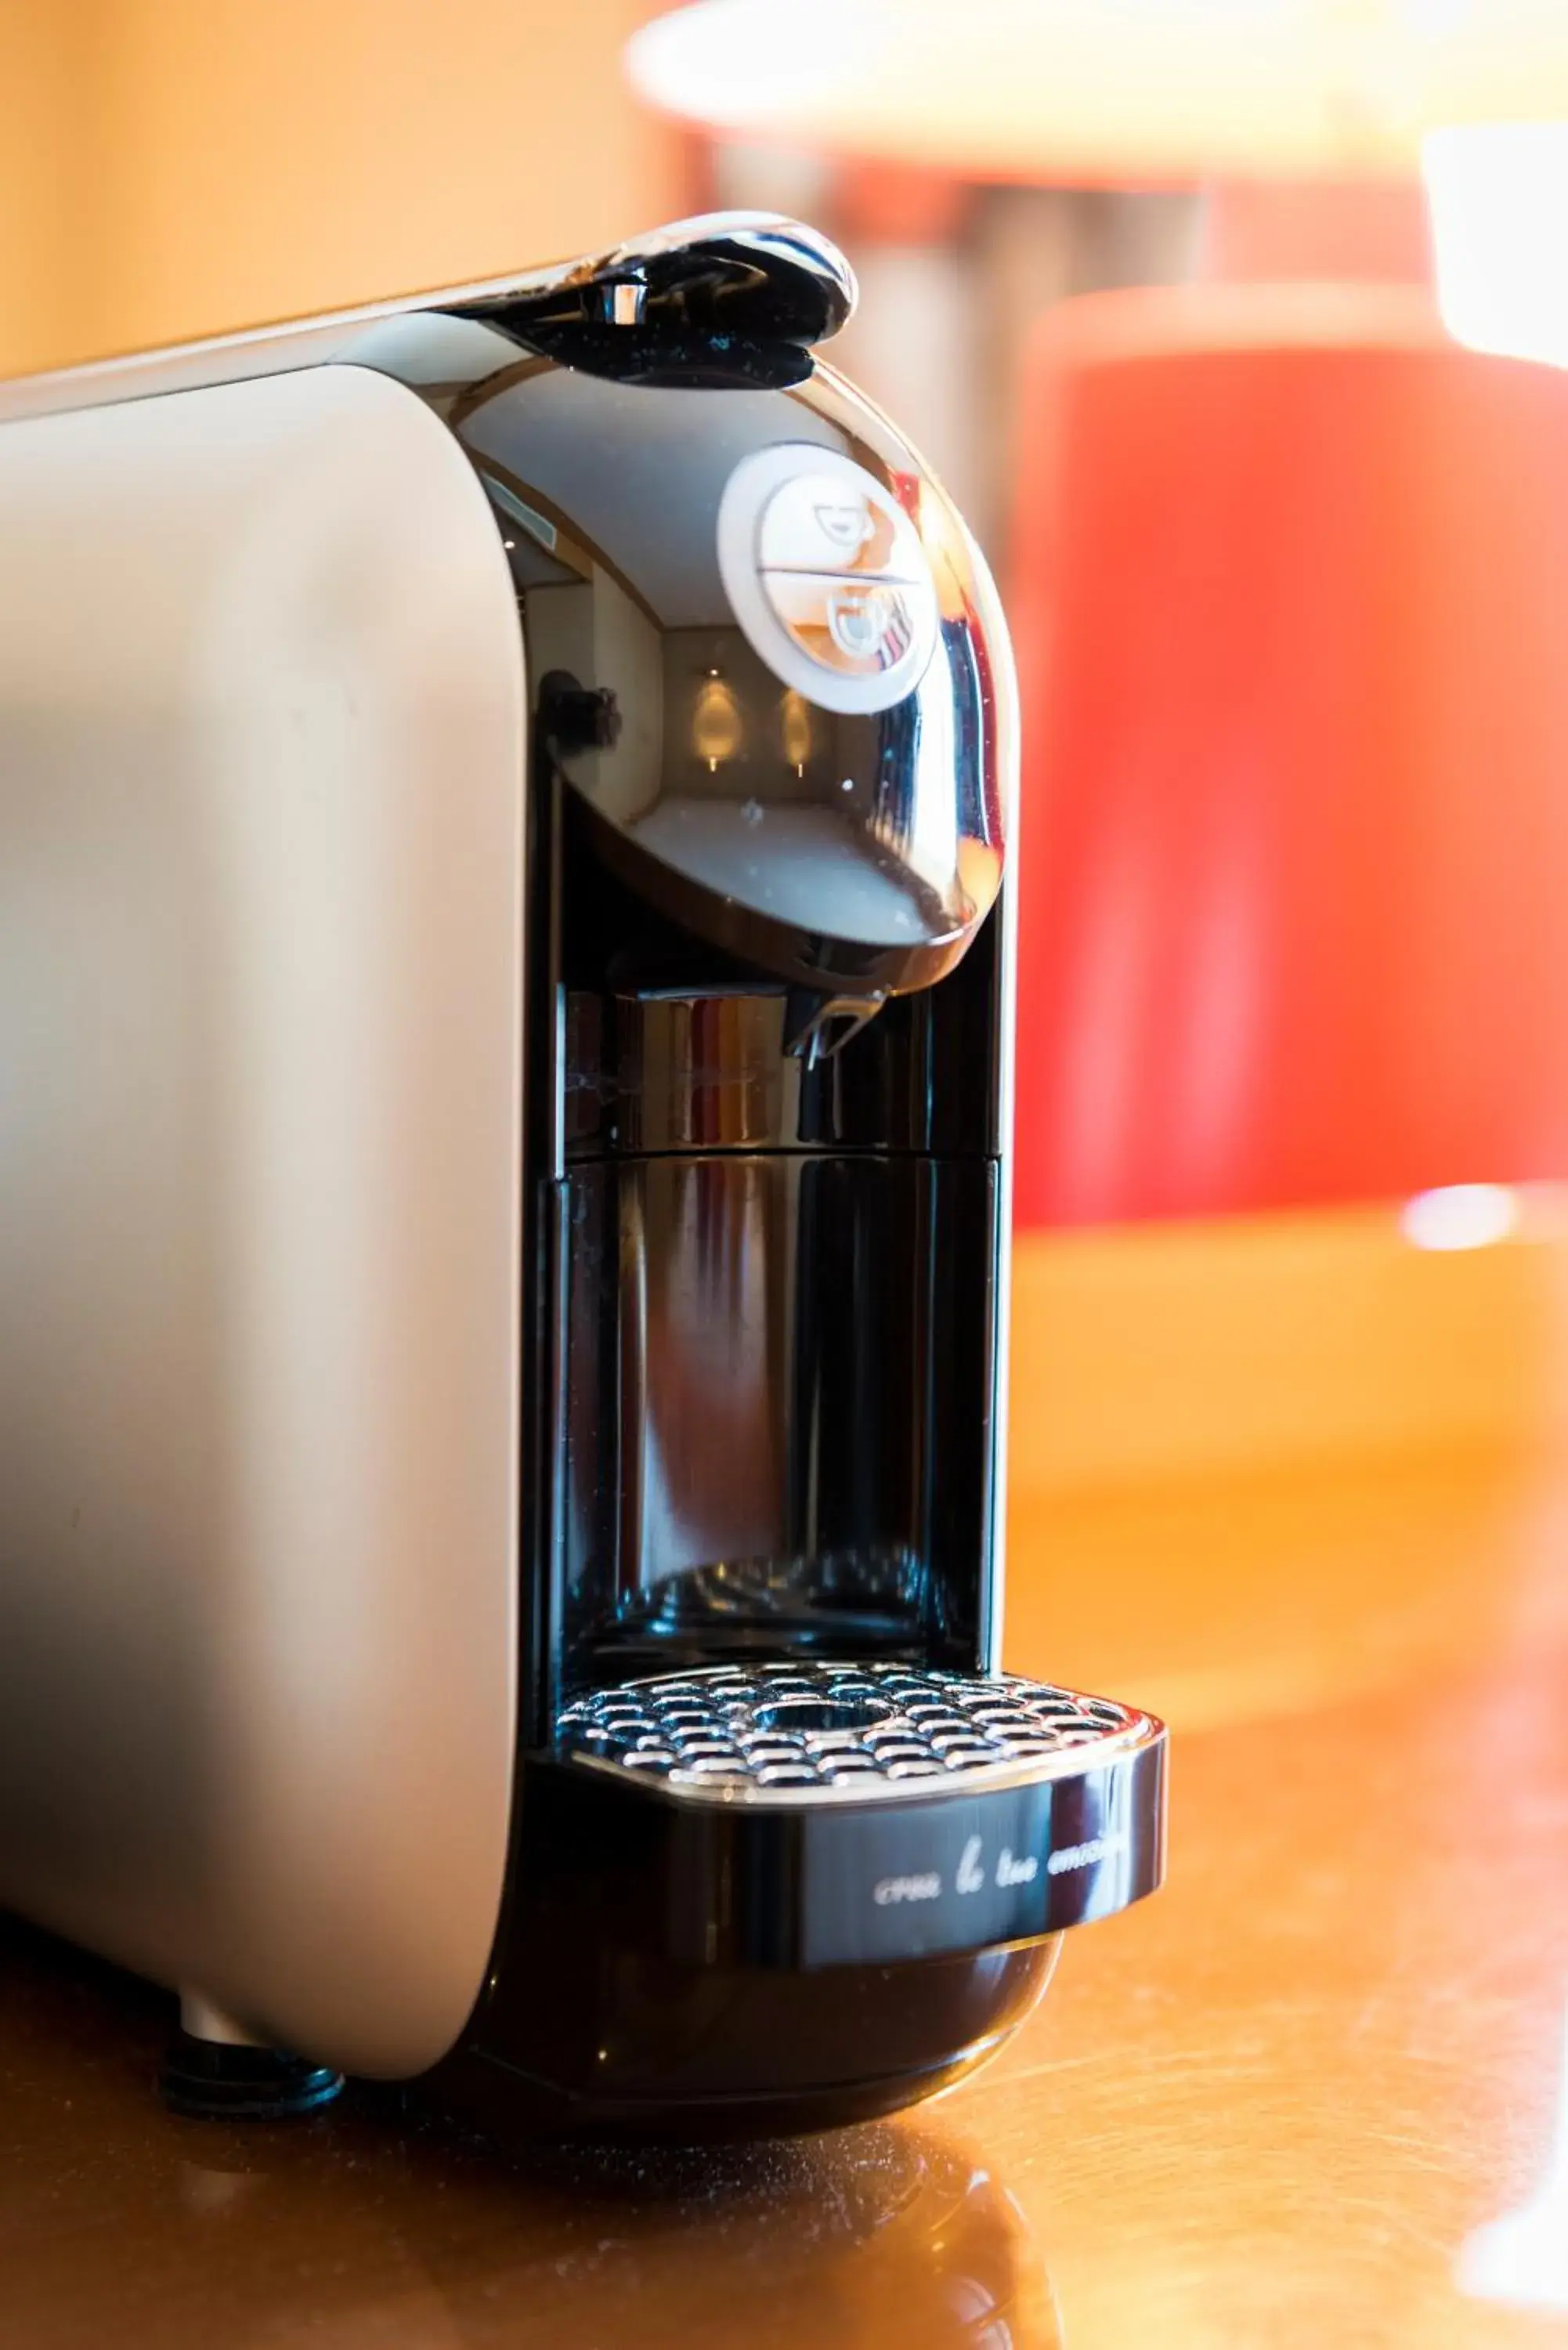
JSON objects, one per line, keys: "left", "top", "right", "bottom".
{"left": 0, "top": 2, "right": 681, "bottom": 377}
{"left": 0, "top": 0, "right": 1193, "bottom": 555}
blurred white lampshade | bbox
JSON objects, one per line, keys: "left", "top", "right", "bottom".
{"left": 1424, "top": 123, "right": 1568, "bottom": 366}
{"left": 627, "top": 0, "right": 1568, "bottom": 183}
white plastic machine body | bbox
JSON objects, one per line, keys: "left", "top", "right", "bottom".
{"left": 0, "top": 360, "right": 526, "bottom": 2076}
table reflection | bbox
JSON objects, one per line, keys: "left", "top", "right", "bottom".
{"left": 0, "top": 1918, "right": 1060, "bottom": 2349}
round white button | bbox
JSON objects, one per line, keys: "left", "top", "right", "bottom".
{"left": 717, "top": 444, "right": 941, "bottom": 716}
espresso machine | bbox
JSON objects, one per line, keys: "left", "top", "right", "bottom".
{"left": 0, "top": 216, "right": 1165, "bottom": 2137}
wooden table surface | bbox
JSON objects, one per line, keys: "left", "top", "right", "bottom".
{"left": 5, "top": 1222, "right": 1568, "bottom": 2346}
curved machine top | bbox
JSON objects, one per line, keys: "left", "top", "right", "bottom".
{"left": 462, "top": 212, "right": 857, "bottom": 352}
{"left": 0, "top": 214, "right": 855, "bottom": 428}
{"left": 0, "top": 212, "right": 1008, "bottom": 1003}
{"left": 453, "top": 352, "right": 1013, "bottom": 998}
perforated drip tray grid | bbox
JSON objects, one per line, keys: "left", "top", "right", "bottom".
{"left": 555, "top": 1660, "right": 1153, "bottom": 1806}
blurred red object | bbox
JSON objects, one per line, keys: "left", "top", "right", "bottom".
{"left": 1010, "top": 285, "right": 1568, "bottom": 1227}
{"left": 1201, "top": 182, "right": 1433, "bottom": 284}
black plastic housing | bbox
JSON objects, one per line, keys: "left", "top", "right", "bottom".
{"left": 415, "top": 264, "right": 1162, "bottom": 2140}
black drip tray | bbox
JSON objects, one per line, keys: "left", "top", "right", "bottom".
{"left": 535, "top": 1660, "right": 1168, "bottom": 1969}
{"left": 558, "top": 1659, "right": 1149, "bottom": 1802}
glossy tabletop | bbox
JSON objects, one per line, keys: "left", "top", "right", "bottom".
{"left": 5, "top": 1271, "right": 1568, "bottom": 2345}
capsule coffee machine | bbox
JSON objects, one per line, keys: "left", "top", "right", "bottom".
{"left": 0, "top": 217, "right": 1165, "bottom": 2136}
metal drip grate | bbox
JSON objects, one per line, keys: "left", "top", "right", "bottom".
{"left": 556, "top": 1660, "right": 1151, "bottom": 1805}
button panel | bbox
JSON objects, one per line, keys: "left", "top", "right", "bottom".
{"left": 717, "top": 443, "right": 941, "bottom": 716}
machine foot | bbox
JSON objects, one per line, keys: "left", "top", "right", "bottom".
{"left": 161, "top": 1995, "right": 343, "bottom": 2120}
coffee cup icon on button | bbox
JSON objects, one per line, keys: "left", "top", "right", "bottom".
{"left": 827, "top": 584, "right": 911, "bottom": 667}
{"left": 814, "top": 498, "right": 876, "bottom": 553}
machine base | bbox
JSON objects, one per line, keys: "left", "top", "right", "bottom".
{"left": 434, "top": 1940, "right": 1060, "bottom": 2143}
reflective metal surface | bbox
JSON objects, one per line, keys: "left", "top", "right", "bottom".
{"left": 466, "top": 212, "right": 858, "bottom": 378}
{"left": 455, "top": 358, "right": 1012, "bottom": 997}
{"left": 562, "top": 932, "right": 1006, "bottom": 1159}
{"left": 556, "top": 1661, "right": 1158, "bottom": 1803}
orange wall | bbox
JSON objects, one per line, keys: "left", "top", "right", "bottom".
{"left": 0, "top": 0, "right": 681, "bottom": 376}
